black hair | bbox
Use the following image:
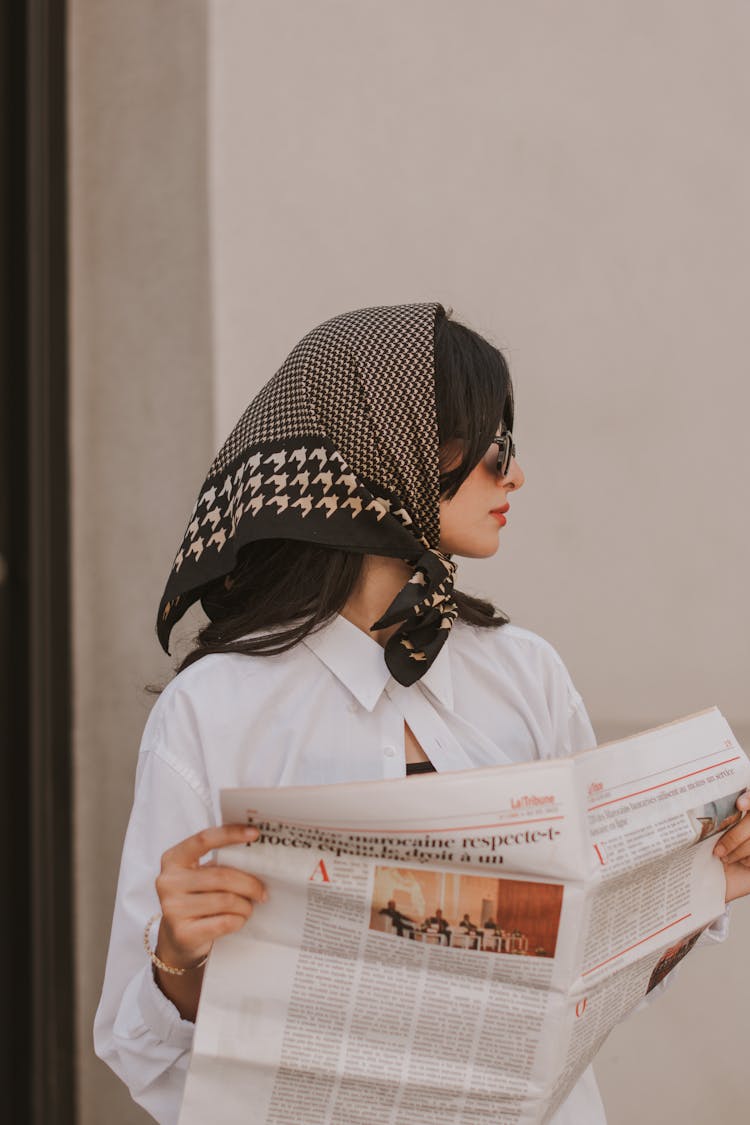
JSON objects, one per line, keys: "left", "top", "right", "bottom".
{"left": 148, "top": 308, "right": 514, "bottom": 690}
{"left": 434, "top": 310, "right": 514, "bottom": 500}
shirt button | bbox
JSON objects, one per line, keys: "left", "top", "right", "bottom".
{"left": 384, "top": 745, "right": 396, "bottom": 758}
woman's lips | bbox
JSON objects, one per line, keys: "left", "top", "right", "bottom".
{"left": 489, "top": 503, "right": 510, "bottom": 526}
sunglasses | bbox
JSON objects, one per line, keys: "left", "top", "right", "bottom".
{"left": 491, "top": 429, "right": 516, "bottom": 478}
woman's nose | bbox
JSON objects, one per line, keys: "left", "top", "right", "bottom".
{"left": 503, "top": 456, "right": 525, "bottom": 491}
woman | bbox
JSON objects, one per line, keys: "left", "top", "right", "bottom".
{"left": 94, "top": 302, "right": 750, "bottom": 1123}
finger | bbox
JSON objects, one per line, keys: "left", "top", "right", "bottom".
{"left": 158, "top": 883, "right": 258, "bottom": 921}
{"left": 162, "top": 824, "right": 258, "bottom": 871}
{"left": 719, "top": 836, "right": 750, "bottom": 865}
{"left": 713, "top": 813, "right": 750, "bottom": 860}
{"left": 183, "top": 913, "right": 251, "bottom": 941}
{"left": 161, "top": 911, "right": 251, "bottom": 960}
{"left": 158, "top": 866, "right": 262, "bottom": 895}
{"left": 190, "top": 865, "right": 268, "bottom": 902}
{"left": 177, "top": 891, "right": 257, "bottom": 920}
{"left": 157, "top": 864, "right": 267, "bottom": 905}
{"left": 160, "top": 895, "right": 254, "bottom": 950}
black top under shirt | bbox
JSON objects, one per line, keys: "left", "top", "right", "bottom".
{"left": 405, "top": 761, "right": 437, "bottom": 775}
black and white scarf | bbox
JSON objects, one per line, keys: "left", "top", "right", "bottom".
{"left": 156, "top": 302, "right": 458, "bottom": 686}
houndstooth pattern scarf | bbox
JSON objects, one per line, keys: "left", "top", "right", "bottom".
{"left": 156, "top": 302, "right": 459, "bottom": 686}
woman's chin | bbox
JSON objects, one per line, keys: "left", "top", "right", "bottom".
{"left": 442, "top": 533, "right": 502, "bottom": 560}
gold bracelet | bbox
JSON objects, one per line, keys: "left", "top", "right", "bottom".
{"left": 144, "top": 913, "right": 209, "bottom": 976}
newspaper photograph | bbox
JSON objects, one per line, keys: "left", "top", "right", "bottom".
{"left": 177, "top": 707, "right": 749, "bottom": 1125}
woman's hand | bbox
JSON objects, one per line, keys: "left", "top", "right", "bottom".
{"left": 153, "top": 824, "right": 267, "bottom": 1019}
{"left": 714, "top": 792, "right": 750, "bottom": 904}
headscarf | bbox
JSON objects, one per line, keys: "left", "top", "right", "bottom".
{"left": 156, "top": 302, "right": 458, "bottom": 686}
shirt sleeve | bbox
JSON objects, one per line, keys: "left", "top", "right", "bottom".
{"left": 93, "top": 692, "right": 215, "bottom": 1125}
{"left": 539, "top": 640, "right": 597, "bottom": 759}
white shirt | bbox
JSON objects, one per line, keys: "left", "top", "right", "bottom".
{"left": 94, "top": 613, "right": 726, "bottom": 1124}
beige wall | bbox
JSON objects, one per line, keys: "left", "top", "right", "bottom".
{"left": 72, "top": 2, "right": 750, "bottom": 1122}
{"left": 70, "top": 3, "right": 213, "bottom": 1123}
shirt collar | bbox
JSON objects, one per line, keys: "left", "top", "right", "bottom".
{"left": 302, "top": 612, "right": 454, "bottom": 712}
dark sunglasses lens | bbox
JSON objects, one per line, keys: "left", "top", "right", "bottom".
{"left": 497, "top": 436, "right": 510, "bottom": 477}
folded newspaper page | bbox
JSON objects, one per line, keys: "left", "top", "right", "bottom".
{"left": 178, "top": 707, "right": 749, "bottom": 1125}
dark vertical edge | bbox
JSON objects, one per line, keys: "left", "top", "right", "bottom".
{"left": 0, "top": 2, "right": 32, "bottom": 1122}
{"left": 26, "top": 0, "right": 76, "bottom": 1122}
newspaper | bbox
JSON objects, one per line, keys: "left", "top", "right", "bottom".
{"left": 178, "top": 707, "right": 749, "bottom": 1125}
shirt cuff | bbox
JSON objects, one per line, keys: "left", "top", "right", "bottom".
{"left": 697, "top": 904, "right": 731, "bottom": 945}
{"left": 137, "top": 962, "right": 196, "bottom": 1050}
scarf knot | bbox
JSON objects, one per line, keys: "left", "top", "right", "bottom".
{"left": 370, "top": 548, "right": 458, "bottom": 686}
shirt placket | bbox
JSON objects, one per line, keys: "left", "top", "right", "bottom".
{"left": 383, "top": 677, "right": 476, "bottom": 775}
